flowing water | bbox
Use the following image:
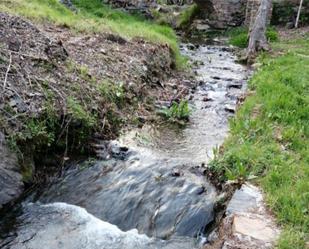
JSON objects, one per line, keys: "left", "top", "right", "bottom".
{"left": 0, "top": 43, "right": 249, "bottom": 249}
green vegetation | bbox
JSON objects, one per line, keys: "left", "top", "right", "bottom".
{"left": 226, "top": 27, "right": 279, "bottom": 48}
{"left": 158, "top": 100, "right": 191, "bottom": 122}
{"left": 67, "top": 97, "right": 97, "bottom": 128}
{"left": 0, "top": 0, "right": 185, "bottom": 68}
{"left": 176, "top": 4, "right": 199, "bottom": 29}
{"left": 209, "top": 37, "right": 309, "bottom": 248}
{"left": 98, "top": 80, "right": 125, "bottom": 107}
{"left": 150, "top": 4, "right": 200, "bottom": 31}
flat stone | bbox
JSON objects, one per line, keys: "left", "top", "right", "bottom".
{"left": 232, "top": 215, "right": 279, "bottom": 243}
{"left": 226, "top": 184, "right": 262, "bottom": 215}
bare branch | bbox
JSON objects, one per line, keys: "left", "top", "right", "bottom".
{"left": 3, "top": 52, "right": 12, "bottom": 92}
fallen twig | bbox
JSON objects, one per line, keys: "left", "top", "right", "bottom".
{"left": 3, "top": 52, "right": 12, "bottom": 92}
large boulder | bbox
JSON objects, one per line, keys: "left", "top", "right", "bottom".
{"left": 0, "top": 132, "right": 23, "bottom": 209}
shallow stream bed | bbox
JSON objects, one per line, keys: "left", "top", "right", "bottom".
{"left": 0, "top": 43, "right": 249, "bottom": 249}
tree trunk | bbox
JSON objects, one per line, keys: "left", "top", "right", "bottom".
{"left": 295, "top": 0, "right": 304, "bottom": 28}
{"left": 246, "top": 0, "right": 272, "bottom": 63}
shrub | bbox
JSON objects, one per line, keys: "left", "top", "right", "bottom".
{"left": 227, "top": 27, "right": 279, "bottom": 48}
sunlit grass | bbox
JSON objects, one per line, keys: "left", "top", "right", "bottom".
{"left": 0, "top": 0, "right": 186, "bottom": 68}
{"left": 210, "top": 36, "right": 309, "bottom": 248}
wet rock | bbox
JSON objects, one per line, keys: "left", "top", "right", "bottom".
{"left": 224, "top": 104, "right": 236, "bottom": 113}
{"left": 187, "top": 43, "right": 196, "bottom": 50}
{"left": 95, "top": 141, "right": 130, "bottom": 160}
{"left": 171, "top": 168, "right": 182, "bottom": 177}
{"left": 0, "top": 132, "right": 24, "bottom": 209}
{"left": 227, "top": 82, "right": 242, "bottom": 89}
{"left": 203, "top": 96, "right": 213, "bottom": 102}
{"left": 195, "top": 186, "right": 206, "bottom": 195}
{"left": 212, "top": 76, "right": 221, "bottom": 80}
{"left": 36, "top": 152, "right": 217, "bottom": 239}
{"left": 1, "top": 202, "right": 197, "bottom": 249}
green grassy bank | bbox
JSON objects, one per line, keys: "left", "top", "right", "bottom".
{"left": 0, "top": 0, "right": 185, "bottom": 67}
{"left": 210, "top": 36, "right": 309, "bottom": 248}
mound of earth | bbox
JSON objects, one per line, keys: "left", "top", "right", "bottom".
{"left": 0, "top": 11, "right": 193, "bottom": 197}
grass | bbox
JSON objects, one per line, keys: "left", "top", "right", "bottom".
{"left": 176, "top": 4, "right": 199, "bottom": 29}
{"left": 209, "top": 36, "right": 309, "bottom": 248}
{"left": 226, "top": 26, "right": 279, "bottom": 48}
{"left": 0, "top": 0, "right": 186, "bottom": 68}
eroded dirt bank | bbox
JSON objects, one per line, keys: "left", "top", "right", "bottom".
{"left": 0, "top": 8, "right": 283, "bottom": 249}
{"left": 0, "top": 11, "right": 193, "bottom": 207}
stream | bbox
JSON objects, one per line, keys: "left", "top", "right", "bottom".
{"left": 0, "top": 43, "right": 249, "bottom": 249}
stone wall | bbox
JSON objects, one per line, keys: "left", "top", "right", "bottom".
{"left": 195, "top": 0, "right": 309, "bottom": 29}
{"left": 194, "top": 0, "right": 247, "bottom": 28}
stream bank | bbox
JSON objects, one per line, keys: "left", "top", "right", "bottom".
{"left": 0, "top": 11, "right": 193, "bottom": 207}
{"left": 0, "top": 4, "right": 285, "bottom": 249}
{"left": 0, "top": 33, "right": 269, "bottom": 248}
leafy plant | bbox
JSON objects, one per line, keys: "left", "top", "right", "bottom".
{"left": 158, "top": 100, "right": 191, "bottom": 122}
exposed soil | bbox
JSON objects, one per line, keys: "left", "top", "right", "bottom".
{"left": 0, "top": 12, "right": 194, "bottom": 185}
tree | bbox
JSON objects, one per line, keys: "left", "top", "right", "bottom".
{"left": 295, "top": 0, "right": 304, "bottom": 28}
{"left": 246, "top": 0, "right": 272, "bottom": 63}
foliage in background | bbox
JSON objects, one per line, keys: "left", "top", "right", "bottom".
{"left": 226, "top": 26, "right": 279, "bottom": 48}
{"left": 0, "top": 0, "right": 186, "bottom": 68}
{"left": 209, "top": 37, "right": 309, "bottom": 248}
{"left": 176, "top": 4, "right": 200, "bottom": 29}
